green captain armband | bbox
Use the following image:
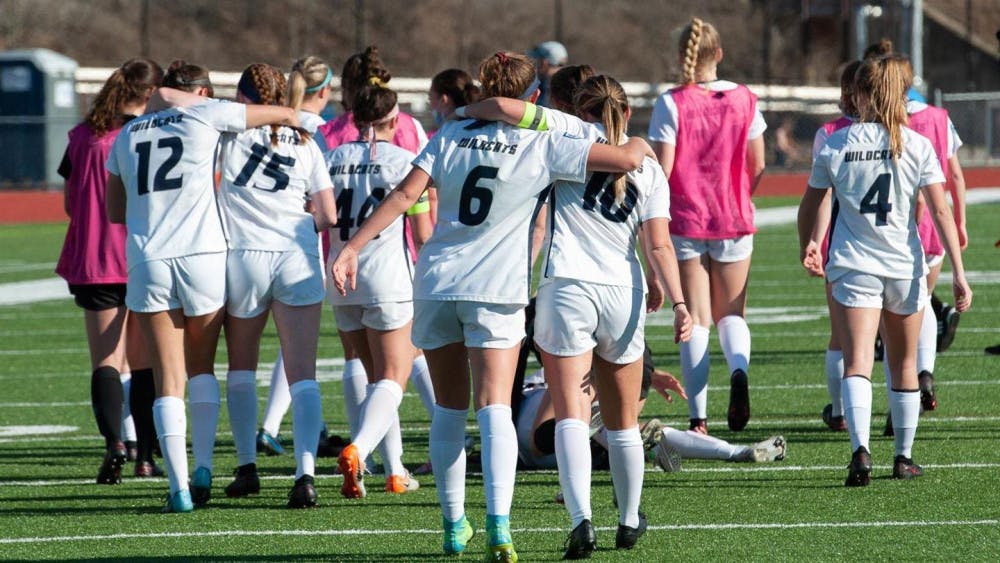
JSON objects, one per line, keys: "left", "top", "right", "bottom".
{"left": 516, "top": 103, "right": 548, "bottom": 131}
{"left": 406, "top": 190, "right": 431, "bottom": 216}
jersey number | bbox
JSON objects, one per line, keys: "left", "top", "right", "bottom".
{"left": 859, "top": 173, "right": 892, "bottom": 226}
{"left": 233, "top": 142, "right": 296, "bottom": 192}
{"left": 458, "top": 165, "right": 498, "bottom": 226}
{"left": 582, "top": 172, "right": 638, "bottom": 223}
{"left": 135, "top": 137, "right": 183, "bottom": 195}
{"left": 334, "top": 187, "right": 387, "bottom": 241}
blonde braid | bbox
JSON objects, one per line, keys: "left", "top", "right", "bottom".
{"left": 681, "top": 18, "right": 703, "bottom": 85}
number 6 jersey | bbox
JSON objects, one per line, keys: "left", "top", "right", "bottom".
{"left": 325, "top": 141, "right": 416, "bottom": 306}
{"left": 106, "top": 101, "right": 246, "bottom": 269}
{"left": 808, "top": 122, "right": 945, "bottom": 281}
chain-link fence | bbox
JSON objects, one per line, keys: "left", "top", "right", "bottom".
{"left": 935, "top": 90, "right": 1000, "bottom": 165}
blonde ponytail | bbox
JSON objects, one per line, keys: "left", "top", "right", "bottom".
{"left": 576, "top": 75, "right": 630, "bottom": 202}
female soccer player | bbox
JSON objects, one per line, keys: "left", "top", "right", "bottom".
{"left": 331, "top": 51, "right": 651, "bottom": 561}
{"left": 798, "top": 54, "right": 971, "bottom": 486}
{"left": 428, "top": 68, "right": 481, "bottom": 134}
{"left": 216, "top": 64, "right": 337, "bottom": 509}
{"left": 106, "top": 60, "right": 302, "bottom": 513}
{"left": 648, "top": 17, "right": 766, "bottom": 434}
{"left": 327, "top": 80, "right": 427, "bottom": 497}
{"left": 57, "top": 57, "right": 162, "bottom": 483}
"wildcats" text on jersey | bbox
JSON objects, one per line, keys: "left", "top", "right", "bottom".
{"left": 457, "top": 137, "right": 518, "bottom": 155}
{"left": 329, "top": 163, "right": 382, "bottom": 175}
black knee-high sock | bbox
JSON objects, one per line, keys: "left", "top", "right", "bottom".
{"left": 129, "top": 368, "right": 157, "bottom": 463}
{"left": 91, "top": 366, "right": 123, "bottom": 448}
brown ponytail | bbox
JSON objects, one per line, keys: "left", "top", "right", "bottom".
{"left": 340, "top": 46, "right": 391, "bottom": 111}
{"left": 575, "top": 75, "right": 630, "bottom": 202}
{"left": 549, "top": 64, "right": 595, "bottom": 112}
{"left": 85, "top": 57, "right": 162, "bottom": 137}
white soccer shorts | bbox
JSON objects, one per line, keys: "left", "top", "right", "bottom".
{"left": 333, "top": 301, "right": 413, "bottom": 332}
{"left": 411, "top": 300, "right": 525, "bottom": 350}
{"left": 829, "top": 269, "right": 927, "bottom": 315}
{"left": 226, "top": 249, "right": 326, "bottom": 319}
{"left": 127, "top": 252, "right": 226, "bottom": 316}
{"left": 672, "top": 234, "right": 754, "bottom": 263}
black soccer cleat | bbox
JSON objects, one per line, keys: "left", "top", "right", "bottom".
{"left": 874, "top": 334, "right": 884, "bottom": 362}
{"left": 562, "top": 519, "right": 597, "bottom": 560}
{"left": 918, "top": 371, "right": 937, "bottom": 411}
{"left": 615, "top": 511, "right": 647, "bottom": 550}
{"left": 937, "top": 305, "right": 960, "bottom": 352}
{"left": 845, "top": 446, "right": 872, "bottom": 487}
{"left": 288, "top": 474, "right": 318, "bottom": 509}
{"left": 727, "top": 369, "right": 750, "bottom": 431}
{"left": 883, "top": 413, "right": 894, "bottom": 437}
{"left": 821, "top": 403, "right": 847, "bottom": 432}
{"left": 96, "top": 441, "right": 127, "bottom": 485}
{"left": 892, "top": 455, "right": 924, "bottom": 479}
{"left": 224, "top": 463, "right": 261, "bottom": 498}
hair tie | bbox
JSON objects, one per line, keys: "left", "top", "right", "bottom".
{"left": 366, "top": 103, "right": 400, "bottom": 160}
{"left": 368, "top": 76, "right": 385, "bottom": 87}
{"left": 495, "top": 52, "right": 509, "bottom": 64}
{"left": 305, "top": 68, "right": 333, "bottom": 93}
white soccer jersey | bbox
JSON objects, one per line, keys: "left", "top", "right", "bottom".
{"left": 217, "top": 126, "right": 332, "bottom": 255}
{"left": 106, "top": 100, "right": 246, "bottom": 269}
{"left": 809, "top": 122, "right": 945, "bottom": 280}
{"left": 411, "top": 119, "right": 591, "bottom": 304}
{"left": 326, "top": 141, "right": 416, "bottom": 305}
{"left": 539, "top": 110, "right": 670, "bottom": 290}
{"left": 648, "top": 80, "right": 767, "bottom": 144}
{"left": 297, "top": 111, "right": 326, "bottom": 134}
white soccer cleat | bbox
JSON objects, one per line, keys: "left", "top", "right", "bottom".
{"left": 748, "top": 435, "right": 786, "bottom": 462}
{"left": 651, "top": 438, "right": 683, "bottom": 472}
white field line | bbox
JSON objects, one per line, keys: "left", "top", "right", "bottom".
{"left": 0, "top": 518, "right": 997, "bottom": 544}
{"left": 3, "top": 377, "right": 999, "bottom": 409}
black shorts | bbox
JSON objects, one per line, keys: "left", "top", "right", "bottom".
{"left": 69, "top": 284, "right": 127, "bottom": 311}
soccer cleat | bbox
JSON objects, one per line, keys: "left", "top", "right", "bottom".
{"left": 918, "top": 371, "right": 937, "bottom": 411}
{"left": 134, "top": 461, "right": 164, "bottom": 478}
{"left": 937, "top": 305, "right": 960, "bottom": 352}
{"left": 442, "top": 515, "right": 475, "bottom": 555}
{"left": 256, "top": 428, "right": 285, "bottom": 456}
{"left": 125, "top": 441, "right": 138, "bottom": 462}
{"left": 588, "top": 402, "right": 603, "bottom": 438}
{"left": 190, "top": 466, "right": 212, "bottom": 507}
{"left": 746, "top": 435, "right": 786, "bottom": 462}
{"left": 485, "top": 516, "right": 516, "bottom": 562}
{"left": 287, "top": 474, "right": 318, "bottom": 508}
{"left": 845, "top": 446, "right": 872, "bottom": 487}
{"left": 615, "top": 511, "right": 647, "bottom": 550}
{"left": 727, "top": 369, "right": 750, "bottom": 431}
{"left": 651, "top": 438, "right": 683, "bottom": 472}
{"left": 639, "top": 418, "right": 664, "bottom": 450}
{"left": 484, "top": 544, "right": 518, "bottom": 562}
{"left": 338, "top": 444, "right": 367, "bottom": 499}
{"left": 224, "top": 463, "right": 261, "bottom": 498}
{"left": 821, "top": 403, "right": 847, "bottom": 431}
{"left": 688, "top": 418, "right": 707, "bottom": 435}
{"left": 892, "top": 455, "right": 924, "bottom": 479}
{"left": 555, "top": 490, "right": 565, "bottom": 504}
{"left": 986, "top": 344, "right": 1000, "bottom": 356}
{"left": 317, "top": 425, "right": 348, "bottom": 458}
{"left": 883, "top": 413, "right": 894, "bottom": 437}
{"left": 162, "top": 489, "right": 194, "bottom": 513}
{"left": 562, "top": 519, "right": 597, "bottom": 560}
{"left": 96, "top": 441, "right": 127, "bottom": 485}
{"left": 413, "top": 461, "right": 434, "bottom": 476}
{"left": 385, "top": 471, "right": 420, "bottom": 493}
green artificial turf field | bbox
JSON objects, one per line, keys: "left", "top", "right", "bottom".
{"left": 1, "top": 199, "right": 998, "bottom": 561}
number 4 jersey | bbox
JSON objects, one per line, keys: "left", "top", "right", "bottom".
{"left": 325, "top": 141, "right": 416, "bottom": 306}
{"left": 808, "top": 122, "right": 945, "bottom": 281}
{"left": 217, "top": 126, "right": 333, "bottom": 255}
{"left": 106, "top": 100, "right": 246, "bottom": 269}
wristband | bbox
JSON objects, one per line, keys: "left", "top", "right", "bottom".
{"left": 672, "top": 302, "right": 686, "bottom": 311}
{"left": 455, "top": 106, "right": 467, "bottom": 118}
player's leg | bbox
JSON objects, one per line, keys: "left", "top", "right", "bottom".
{"left": 917, "top": 260, "right": 943, "bottom": 410}
{"left": 125, "top": 311, "right": 158, "bottom": 476}
{"left": 823, "top": 283, "right": 847, "bottom": 430}
{"left": 183, "top": 307, "right": 225, "bottom": 506}
{"left": 258, "top": 347, "right": 290, "bottom": 455}
{"left": 222, "top": 311, "right": 269, "bottom": 498}
{"left": 708, "top": 240, "right": 753, "bottom": 431}
{"left": 676, "top": 247, "right": 712, "bottom": 433}
{"left": 883, "top": 276, "right": 927, "bottom": 479}
{"left": 82, "top": 301, "right": 128, "bottom": 484}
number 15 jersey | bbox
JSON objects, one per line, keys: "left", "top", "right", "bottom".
{"left": 106, "top": 101, "right": 246, "bottom": 269}
{"left": 808, "top": 122, "right": 944, "bottom": 281}
{"left": 411, "top": 119, "right": 592, "bottom": 305}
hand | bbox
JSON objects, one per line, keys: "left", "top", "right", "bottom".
{"left": 627, "top": 136, "right": 656, "bottom": 161}
{"left": 646, "top": 277, "right": 664, "bottom": 312}
{"left": 331, "top": 247, "right": 359, "bottom": 296}
{"left": 953, "top": 274, "right": 972, "bottom": 313}
{"left": 802, "top": 240, "right": 825, "bottom": 277}
{"left": 673, "top": 304, "right": 693, "bottom": 343}
{"left": 651, "top": 370, "right": 688, "bottom": 404}
{"left": 303, "top": 198, "right": 316, "bottom": 214}
{"left": 958, "top": 222, "right": 968, "bottom": 250}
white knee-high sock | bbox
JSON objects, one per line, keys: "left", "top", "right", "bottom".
{"left": 476, "top": 404, "right": 517, "bottom": 517}
{"left": 290, "top": 379, "right": 322, "bottom": 479}
{"left": 342, "top": 359, "right": 367, "bottom": 437}
{"left": 660, "top": 427, "right": 743, "bottom": 460}
{"left": 607, "top": 427, "right": 644, "bottom": 528}
{"left": 188, "top": 374, "right": 219, "bottom": 472}
{"left": 353, "top": 380, "right": 404, "bottom": 461}
{"left": 410, "top": 355, "right": 436, "bottom": 418}
{"left": 716, "top": 315, "right": 751, "bottom": 374}
{"left": 430, "top": 405, "right": 468, "bottom": 522}
{"left": 888, "top": 389, "right": 920, "bottom": 458}
{"left": 917, "top": 299, "right": 937, "bottom": 374}
{"left": 376, "top": 412, "right": 406, "bottom": 477}
{"left": 153, "top": 396, "right": 187, "bottom": 495}
{"left": 120, "top": 372, "right": 137, "bottom": 442}
{"left": 842, "top": 376, "right": 873, "bottom": 452}
{"left": 226, "top": 370, "right": 258, "bottom": 466}
{"left": 680, "top": 325, "right": 711, "bottom": 420}
{"left": 261, "top": 352, "right": 291, "bottom": 437}
{"left": 555, "top": 418, "right": 592, "bottom": 527}
{"left": 825, "top": 350, "right": 845, "bottom": 417}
